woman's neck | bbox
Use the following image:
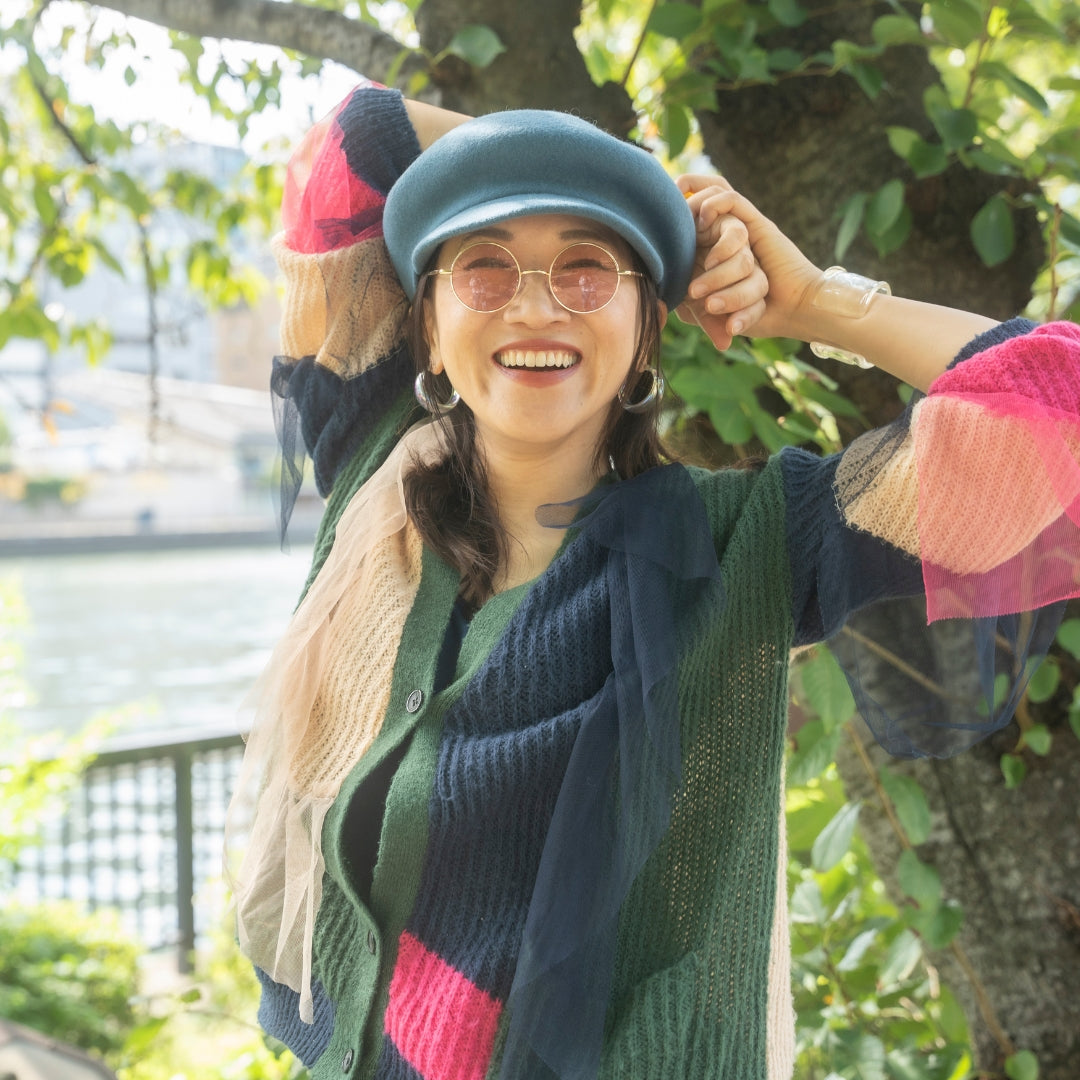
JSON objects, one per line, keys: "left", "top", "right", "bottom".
{"left": 481, "top": 434, "right": 607, "bottom": 592}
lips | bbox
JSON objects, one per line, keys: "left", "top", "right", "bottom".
{"left": 495, "top": 348, "right": 580, "bottom": 369}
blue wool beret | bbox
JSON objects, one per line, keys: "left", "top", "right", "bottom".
{"left": 383, "top": 110, "right": 697, "bottom": 309}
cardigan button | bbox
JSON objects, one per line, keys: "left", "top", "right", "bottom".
{"left": 341, "top": 1048, "right": 355, "bottom": 1071}
{"left": 405, "top": 689, "right": 424, "bottom": 713}
{"left": 366, "top": 929, "right": 377, "bottom": 955}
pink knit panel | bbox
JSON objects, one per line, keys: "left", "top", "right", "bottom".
{"left": 385, "top": 931, "right": 502, "bottom": 1080}
{"left": 916, "top": 323, "right": 1080, "bottom": 620}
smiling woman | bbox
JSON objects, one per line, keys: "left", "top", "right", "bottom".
{"left": 225, "top": 77, "right": 1080, "bottom": 1080}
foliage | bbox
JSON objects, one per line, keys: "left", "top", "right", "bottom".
{"left": 115, "top": 913, "right": 308, "bottom": 1080}
{"left": 579, "top": 0, "right": 1080, "bottom": 324}
{"left": 0, "top": 3, "right": 279, "bottom": 374}
{"left": 664, "top": 315, "right": 864, "bottom": 457}
{"left": 0, "top": 901, "right": 139, "bottom": 1057}
{"left": 784, "top": 632, "right": 1080, "bottom": 1078}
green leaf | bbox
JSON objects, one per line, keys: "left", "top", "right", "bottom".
{"left": 178, "top": 986, "right": 202, "bottom": 1003}
{"left": 1005, "top": 1049, "right": 1040, "bottom": 1080}
{"left": 878, "top": 928, "right": 921, "bottom": 986}
{"left": 1025, "top": 657, "right": 1059, "bottom": 704}
{"left": 767, "top": 0, "right": 805, "bottom": 28}
{"left": 885, "top": 126, "right": 948, "bottom": 178}
{"left": 1070, "top": 706, "right": 1080, "bottom": 742}
{"left": 920, "top": 898, "right": 964, "bottom": 948}
{"left": 898, "top": 849, "right": 941, "bottom": 913}
{"left": 924, "top": 88, "right": 978, "bottom": 150}
{"left": 865, "top": 179, "right": 905, "bottom": 237}
{"left": 444, "top": 25, "right": 507, "bottom": 67}
{"left": 979, "top": 61, "right": 1050, "bottom": 115}
{"left": 661, "top": 104, "right": 691, "bottom": 158}
{"left": 1001, "top": 752, "right": 1027, "bottom": 788}
{"left": 790, "top": 879, "right": 828, "bottom": 924}
{"left": 837, "top": 927, "right": 877, "bottom": 971}
{"left": 927, "top": 0, "right": 985, "bottom": 47}
{"left": 800, "top": 648, "right": 856, "bottom": 730}
{"left": 788, "top": 719, "right": 844, "bottom": 786}
{"left": 123, "top": 1016, "right": 168, "bottom": 1056}
{"left": 848, "top": 62, "right": 884, "bottom": 100}
{"left": 647, "top": 2, "right": 703, "bottom": 38}
{"left": 811, "top": 801, "right": 861, "bottom": 871}
{"left": 971, "top": 194, "right": 1015, "bottom": 266}
{"left": 1020, "top": 723, "right": 1052, "bottom": 756}
{"left": 872, "top": 15, "right": 924, "bottom": 46}
{"left": 768, "top": 48, "right": 804, "bottom": 72}
{"left": 879, "top": 769, "right": 931, "bottom": 844}
{"left": 1055, "top": 618, "right": 1080, "bottom": 659}
{"left": 836, "top": 1032, "right": 887, "bottom": 1080}
{"left": 835, "top": 192, "right": 867, "bottom": 261}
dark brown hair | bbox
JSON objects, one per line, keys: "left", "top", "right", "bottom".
{"left": 402, "top": 255, "right": 665, "bottom": 607}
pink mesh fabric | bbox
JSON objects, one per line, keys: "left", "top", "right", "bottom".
{"left": 281, "top": 78, "right": 387, "bottom": 254}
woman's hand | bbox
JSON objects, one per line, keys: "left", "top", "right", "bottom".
{"left": 675, "top": 179, "right": 768, "bottom": 349}
{"left": 676, "top": 175, "right": 823, "bottom": 341}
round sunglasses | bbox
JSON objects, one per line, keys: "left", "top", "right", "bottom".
{"left": 422, "top": 241, "right": 644, "bottom": 314}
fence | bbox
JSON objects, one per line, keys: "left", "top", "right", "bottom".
{"left": 9, "top": 726, "right": 246, "bottom": 971}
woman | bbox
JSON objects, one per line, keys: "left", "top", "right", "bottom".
{"left": 227, "top": 80, "right": 1080, "bottom": 1080}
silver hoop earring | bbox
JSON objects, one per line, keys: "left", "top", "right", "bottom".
{"left": 414, "top": 370, "right": 460, "bottom": 414}
{"left": 618, "top": 366, "right": 664, "bottom": 414}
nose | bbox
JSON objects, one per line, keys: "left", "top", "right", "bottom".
{"left": 502, "top": 269, "right": 570, "bottom": 324}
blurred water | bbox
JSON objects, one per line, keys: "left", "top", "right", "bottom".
{"left": 2, "top": 546, "right": 312, "bottom": 739}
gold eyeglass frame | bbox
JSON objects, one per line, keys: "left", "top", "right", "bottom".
{"left": 422, "top": 240, "right": 644, "bottom": 314}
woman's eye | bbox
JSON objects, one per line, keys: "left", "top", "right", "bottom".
{"left": 561, "top": 259, "right": 609, "bottom": 271}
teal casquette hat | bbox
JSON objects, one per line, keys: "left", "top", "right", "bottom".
{"left": 383, "top": 109, "right": 697, "bottom": 309}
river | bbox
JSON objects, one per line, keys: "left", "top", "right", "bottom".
{"left": 2, "top": 545, "right": 313, "bottom": 741}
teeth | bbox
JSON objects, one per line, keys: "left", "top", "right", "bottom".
{"left": 497, "top": 349, "right": 578, "bottom": 369}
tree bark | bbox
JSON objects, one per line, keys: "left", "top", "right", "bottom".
{"left": 837, "top": 724, "right": 1080, "bottom": 1077}
{"left": 84, "top": 0, "right": 425, "bottom": 84}
{"left": 415, "top": 0, "right": 634, "bottom": 133}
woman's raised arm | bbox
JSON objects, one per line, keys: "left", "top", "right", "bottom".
{"left": 677, "top": 175, "right": 998, "bottom": 392}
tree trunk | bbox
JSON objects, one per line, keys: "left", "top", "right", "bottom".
{"left": 416, "top": 0, "right": 635, "bottom": 135}
{"left": 837, "top": 724, "right": 1080, "bottom": 1076}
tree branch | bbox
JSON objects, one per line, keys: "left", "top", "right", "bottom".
{"left": 84, "top": 0, "right": 426, "bottom": 86}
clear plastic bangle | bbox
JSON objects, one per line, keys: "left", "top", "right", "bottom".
{"left": 809, "top": 266, "right": 891, "bottom": 368}
{"left": 810, "top": 341, "right": 876, "bottom": 370}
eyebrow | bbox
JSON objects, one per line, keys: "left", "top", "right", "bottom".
{"left": 461, "top": 224, "right": 618, "bottom": 244}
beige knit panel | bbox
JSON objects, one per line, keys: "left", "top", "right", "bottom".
{"left": 272, "top": 233, "right": 409, "bottom": 380}
{"left": 766, "top": 780, "right": 795, "bottom": 1080}
{"left": 837, "top": 398, "right": 1068, "bottom": 573}
{"left": 834, "top": 426, "right": 921, "bottom": 558}
{"left": 288, "top": 520, "right": 423, "bottom": 791}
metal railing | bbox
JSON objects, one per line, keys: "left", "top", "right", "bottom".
{"left": 9, "top": 725, "right": 246, "bottom": 971}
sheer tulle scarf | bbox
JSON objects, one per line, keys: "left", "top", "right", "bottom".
{"left": 224, "top": 422, "right": 444, "bottom": 1023}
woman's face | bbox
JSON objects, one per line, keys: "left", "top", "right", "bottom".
{"left": 424, "top": 214, "right": 659, "bottom": 466}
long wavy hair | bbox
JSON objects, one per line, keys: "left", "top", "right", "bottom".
{"left": 402, "top": 252, "right": 666, "bottom": 607}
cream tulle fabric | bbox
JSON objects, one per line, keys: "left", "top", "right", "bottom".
{"left": 225, "top": 421, "right": 444, "bottom": 1023}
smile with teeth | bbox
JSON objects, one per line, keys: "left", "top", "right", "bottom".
{"left": 496, "top": 348, "right": 579, "bottom": 369}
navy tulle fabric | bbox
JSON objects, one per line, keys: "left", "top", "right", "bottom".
{"left": 828, "top": 595, "right": 1064, "bottom": 758}
{"left": 497, "top": 465, "right": 724, "bottom": 1080}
